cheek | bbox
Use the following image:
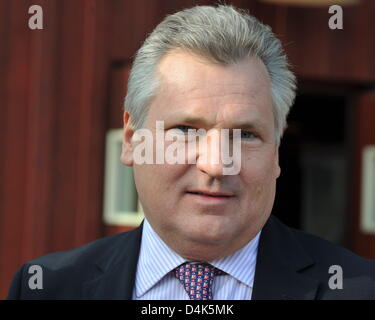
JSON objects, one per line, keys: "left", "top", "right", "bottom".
{"left": 133, "top": 164, "right": 169, "bottom": 220}
{"left": 133, "top": 162, "right": 187, "bottom": 200}
{"left": 242, "top": 147, "right": 279, "bottom": 176}
{"left": 241, "top": 151, "right": 279, "bottom": 195}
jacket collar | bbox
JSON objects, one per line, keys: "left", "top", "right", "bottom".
{"left": 82, "top": 223, "right": 143, "bottom": 299}
{"left": 252, "top": 216, "right": 319, "bottom": 300}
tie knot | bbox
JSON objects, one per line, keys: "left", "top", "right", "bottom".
{"left": 174, "top": 262, "right": 223, "bottom": 300}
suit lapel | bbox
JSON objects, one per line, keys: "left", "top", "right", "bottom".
{"left": 252, "top": 216, "right": 320, "bottom": 300}
{"left": 82, "top": 223, "right": 143, "bottom": 299}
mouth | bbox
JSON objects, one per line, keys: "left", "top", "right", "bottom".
{"left": 186, "top": 190, "right": 235, "bottom": 198}
{"left": 185, "top": 190, "right": 235, "bottom": 208}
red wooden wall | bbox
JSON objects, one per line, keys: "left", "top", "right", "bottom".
{"left": 0, "top": 0, "right": 374, "bottom": 298}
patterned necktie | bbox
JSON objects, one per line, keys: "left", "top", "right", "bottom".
{"left": 174, "top": 262, "right": 223, "bottom": 300}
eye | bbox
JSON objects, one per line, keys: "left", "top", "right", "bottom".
{"left": 229, "top": 130, "right": 258, "bottom": 140}
{"left": 172, "top": 125, "right": 194, "bottom": 133}
{"left": 240, "top": 130, "right": 257, "bottom": 140}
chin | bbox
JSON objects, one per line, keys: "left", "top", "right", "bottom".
{"left": 184, "top": 226, "right": 234, "bottom": 245}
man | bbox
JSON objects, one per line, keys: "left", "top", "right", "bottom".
{"left": 7, "top": 5, "right": 375, "bottom": 300}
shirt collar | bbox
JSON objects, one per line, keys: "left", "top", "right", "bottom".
{"left": 135, "top": 218, "right": 261, "bottom": 298}
{"left": 135, "top": 219, "right": 185, "bottom": 297}
{"left": 210, "top": 230, "right": 261, "bottom": 288}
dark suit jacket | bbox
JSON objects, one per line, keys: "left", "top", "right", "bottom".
{"left": 6, "top": 215, "right": 375, "bottom": 300}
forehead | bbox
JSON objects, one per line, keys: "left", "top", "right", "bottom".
{"left": 148, "top": 50, "right": 273, "bottom": 127}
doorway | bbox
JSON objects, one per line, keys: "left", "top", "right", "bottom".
{"left": 273, "top": 92, "right": 349, "bottom": 246}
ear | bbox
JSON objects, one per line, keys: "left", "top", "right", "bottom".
{"left": 120, "top": 111, "right": 135, "bottom": 166}
{"left": 274, "top": 145, "right": 281, "bottom": 179}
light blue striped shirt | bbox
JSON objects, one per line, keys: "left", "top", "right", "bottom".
{"left": 132, "top": 218, "right": 261, "bottom": 300}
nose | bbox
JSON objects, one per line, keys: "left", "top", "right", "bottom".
{"left": 195, "top": 129, "right": 225, "bottom": 178}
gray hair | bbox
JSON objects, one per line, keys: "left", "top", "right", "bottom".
{"left": 124, "top": 4, "right": 296, "bottom": 145}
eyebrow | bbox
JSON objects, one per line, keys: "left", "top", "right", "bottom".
{"left": 176, "top": 115, "right": 267, "bottom": 130}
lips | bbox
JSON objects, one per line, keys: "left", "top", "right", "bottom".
{"left": 187, "top": 190, "right": 234, "bottom": 198}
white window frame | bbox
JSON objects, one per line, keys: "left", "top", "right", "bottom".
{"left": 360, "top": 145, "right": 375, "bottom": 233}
{"left": 103, "top": 129, "right": 144, "bottom": 226}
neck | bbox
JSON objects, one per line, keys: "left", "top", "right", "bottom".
{"left": 160, "top": 231, "right": 256, "bottom": 262}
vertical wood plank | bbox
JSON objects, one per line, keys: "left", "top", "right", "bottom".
{"left": 350, "top": 91, "right": 375, "bottom": 258}
{"left": 0, "top": 0, "right": 32, "bottom": 298}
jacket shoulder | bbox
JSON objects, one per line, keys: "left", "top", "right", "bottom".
{"left": 29, "top": 230, "right": 132, "bottom": 269}
{"left": 289, "top": 224, "right": 374, "bottom": 268}
{"left": 275, "top": 219, "right": 375, "bottom": 299}
{"left": 7, "top": 228, "right": 140, "bottom": 299}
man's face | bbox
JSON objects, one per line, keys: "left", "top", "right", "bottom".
{"left": 122, "top": 50, "right": 280, "bottom": 259}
